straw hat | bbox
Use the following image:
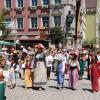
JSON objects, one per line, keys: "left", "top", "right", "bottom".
{"left": 35, "top": 43, "right": 45, "bottom": 49}
{"left": 13, "top": 50, "right": 18, "bottom": 54}
{"left": 2, "top": 48, "right": 7, "bottom": 51}
{"left": 70, "top": 52, "right": 78, "bottom": 58}
{"left": 83, "top": 50, "right": 87, "bottom": 54}
{"left": 28, "top": 47, "right": 31, "bottom": 50}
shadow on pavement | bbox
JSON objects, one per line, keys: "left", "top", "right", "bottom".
{"left": 48, "top": 86, "right": 59, "bottom": 89}
{"left": 49, "top": 79, "right": 57, "bottom": 81}
{"left": 17, "top": 85, "right": 25, "bottom": 88}
{"left": 64, "top": 79, "right": 69, "bottom": 81}
{"left": 64, "top": 87, "right": 72, "bottom": 89}
{"left": 32, "top": 87, "right": 45, "bottom": 91}
{"left": 82, "top": 88, "right": 92, "bottom": 92}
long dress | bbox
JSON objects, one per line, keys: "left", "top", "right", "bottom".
{"left": 68, "top": 59, "right": 79, "bottom": 89}
{"left": 57, "top": 61, "right": 65, "bottom": 88}
{"left": 33, "top": 52, "right": 47, "bottom": 87}
{"left": 79, "top": 59, "right": 85, "bottom": 79}
{"left": 0, "top": 69, "right": 5, "bottom": 100}
{"left": 24, "top": 62, "right": 32, "bottom": 88}
{"left": 90, "top": 63, "right": 99, "bottom": 92}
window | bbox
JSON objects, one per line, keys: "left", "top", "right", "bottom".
{"left": 4, "top": 0, "right": 11, "bottom": 8}
{"left": 4, "top": 18, "right": 11, "bottom": 27}
{"left": 5, "top": 18, "right": 11, "bottom": 22}
{"left": 43, "top": 0, "right": 49, "bottom": 5}
{"left": 17, "top": 0, "right": 23, "bottom": 8}
{"left": 54, "top": 16, "right": 61, "bottom": 26}
{"left": 55, "top": 0, "right": 61, "bottom": 4}
{"left": 31, "top": 0, "right": 37, "bottom": 6}
{"left": 30, "top": 17, "right": 37, "bottom": 28}
{"left": 17, "top": 18, "right": 23, "bottom": 29}
{"left": 42, "top": 17, "right": 49, "bottom": 27}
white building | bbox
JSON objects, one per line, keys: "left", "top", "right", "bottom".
{"left": 49, "top": 0, "right": 76, "bottom": 48}
{"left": 49, "top": 0, "right": 76, "bottom": 31}
{"left": 80, "top": 0, "right": 86, "bottom": 40}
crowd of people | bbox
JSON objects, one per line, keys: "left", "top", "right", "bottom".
{"left": 0, "top": 43, "right": 100, "bottom": 100}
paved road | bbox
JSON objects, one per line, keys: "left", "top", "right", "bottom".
{"left": 6, "top": 72, "right": 100, "bottom": 100}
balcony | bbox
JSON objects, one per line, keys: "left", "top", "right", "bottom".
{"left": 3, "top": 7, "right": 12, "bottom": 12}
{"left": 28, "top": 27, "right": 38, "bottom": 31}
{"left": 15, "top": 7, "right": 24, "bottom": 11}
{"left": 50, "top": 4, "right": 65, "bottom": 9}
{"left": 17, "top": 28, "right": 24, "bottom": 31}
{"left": 29, "top": 6, "right": 37, "bottom": 10}
{"left": 42, "top": 5, "right": 49, "bottom": 9}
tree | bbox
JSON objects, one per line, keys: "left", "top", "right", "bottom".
{"left": 0, "top": 10, "right": 11, "bottom": 40}
{"left": 48, "top": 27, "right": 64, "bottom": 48}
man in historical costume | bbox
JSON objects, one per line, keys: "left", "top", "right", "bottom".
{"left": 33, "top": 44, "right": 47, "bottom": 90}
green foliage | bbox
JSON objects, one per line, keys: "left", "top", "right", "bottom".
{"left": 0, "top": 10, "right": 11, "bottom": 40}
{"left": 49, "top": 27, "right": 64, "bottom": 47}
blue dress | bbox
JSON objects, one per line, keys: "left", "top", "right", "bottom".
{"left": 57, "top": 62, "right": 64, "bottom": 87}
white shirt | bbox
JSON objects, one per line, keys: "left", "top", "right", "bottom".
{"left": 97, "top": 55, "right": 100, "bottom": 61}
{"left": 46, "top": 55, "right": 53, "bottom": 67}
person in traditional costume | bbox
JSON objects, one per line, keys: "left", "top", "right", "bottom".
{"left": 9, "top": 59, "right": 17, "bottom": 89}
{"left": 24, "top": 55, "right": 33, "bottom": 88}
{"left": 56, "top": 51, "right": 65, "bottom": 89}
{"left": 82, "top": 50, "right": 90, "bottom": 79}
{"left": 95, "top": 51, "right": 100, "bottom": 76}
{"left": 79, "top": 53, "right": 85, "bottom": 80}
{"left": 45, "top": 52, "right": 53, "bottom": 80}
{"left": 90, "top": 55, "right": 100, "bottom": 93}
{"left": 0, "top": 56, "right": 6, "bottom": 100}
{"left": 33, "top": 44, "right": 47, "bottom": 90}
{"left": 52, "top": 50, "right": 58, "bottom": 73}
{"left": 68, "top": 52, "right": 80, "bottom": 90}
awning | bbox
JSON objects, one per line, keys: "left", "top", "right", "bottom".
{"left": 0, "top": 41, "right": 14, "bottom": 46}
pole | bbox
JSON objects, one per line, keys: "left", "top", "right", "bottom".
{"left": 14, "top": 19, "right": 17, "bottom": 49}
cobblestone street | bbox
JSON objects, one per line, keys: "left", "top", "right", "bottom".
{"left": 5, "top": 72, "right": 100, "bottom": 100}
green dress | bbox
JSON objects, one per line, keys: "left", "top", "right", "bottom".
{"left": 79, "top": 59, "right": 85, "bottom": 78}
{"left": 0, "top": 68, "right": 6, "bottom": 100}
{"left": 0, "top": 82, "right": 5, "bottom": 100}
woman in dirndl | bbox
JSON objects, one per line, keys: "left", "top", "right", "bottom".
{"left": 33, "top": 44, "right": 47, "bottom": 90}
{"left": 0, "top": 56, "right": 6, "bottom": 100}
{"left": 24, "top": 55, "right": 33, "bottom": 88}
{"left": 68, "top": 52, "right": 80, "bottom": 90}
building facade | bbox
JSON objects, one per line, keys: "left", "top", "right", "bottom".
{"left": 96, "top": 0, "right": 100, "bottom": 48}
{"left": 0, "top": 0, "right": 50, "bottom": 45}
{"left": 80, "top": 0, "right": 86, "bottom": 40}
{"left": 49, "top": 0, "right": 76, "bottom": 48}
{"left": 76, "top": 0, "right": 86, "bottom": 49}
{"left": 0, "top": 0, "right": 76, "bottom": 47}
{"left": 85, "top": 0, "right": 97, "bottom": 45}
